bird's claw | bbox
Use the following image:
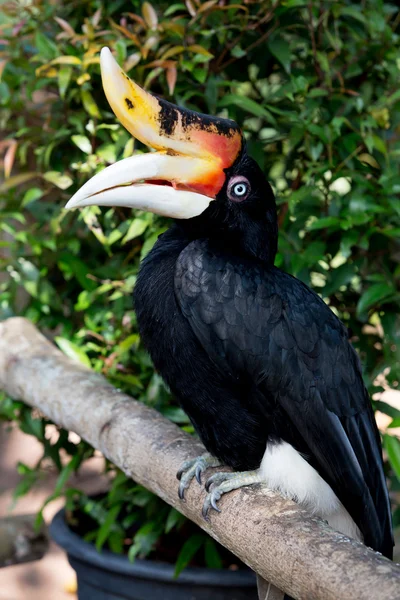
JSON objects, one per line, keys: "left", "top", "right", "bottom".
{"left": 202, "top": 474, "right": 229, "bottom": 518}
{"left": 176, "top": 453, "right": 221, "bottom": 500}
{"left": 176, "top": 458, "right": 194, "bottom": 481}
{"left": 178, "top": 480, "right": 187, "bottom": 501}
{"left": 195, "top": 464, "right": 203, "bottom": 485}
{"left": 202, "top": 487, "right": 222, "bottom": 519}
{"left": 177, "top": 459, "right": 261, "bottom": 515}
{"left": 204, "top": 471, "right": 228, "bottom": 492}
{"left": 202, "top": 470, "right": 263, "bottom": 519}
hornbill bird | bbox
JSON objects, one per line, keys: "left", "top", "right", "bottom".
{"left": 67, "top": 47, "right": 393, "bottom": 562}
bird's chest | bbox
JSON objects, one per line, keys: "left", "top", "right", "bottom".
{"left": 133, "top": 233, "right": 269, "bottom": 470}
{"left": 134, "top": 237, "right": 195, "bottom": 387}
{"left": 134, "top": 238, "right": 226, "bottom": 415}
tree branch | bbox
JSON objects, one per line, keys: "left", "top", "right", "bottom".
{"left": 0, "top": 317, "right": 399, "bottom": 599}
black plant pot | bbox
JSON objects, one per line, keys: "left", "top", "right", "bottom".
{"left": 50, "top": 508, "right": 257, "bottom": 600}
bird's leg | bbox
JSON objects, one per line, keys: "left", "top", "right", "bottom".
{"left": 202, "top": 470, "right": 263, "bottom": 519}
{"left": 176, "top": 453, "right": 222, "bottom": 500}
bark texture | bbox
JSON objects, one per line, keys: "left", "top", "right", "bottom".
{"left": 0, "top": 317, "right": 399, "bottom": 599}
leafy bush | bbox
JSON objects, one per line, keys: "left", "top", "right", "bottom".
{"left": 1, "top": 0, "right": 399, "bottom": 568}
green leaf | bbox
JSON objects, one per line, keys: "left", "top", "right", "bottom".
{"left": 123, "top": 216, "right": 151, "bottom": 243}
{"left": 58, "top": 253, "right": 97, "bottom": 291}
{"left": 268, "top": 38, "right": 291, "bottom": 74}
{"left": 219, "top": 95, "right": 276, "bottom": 124}
{"left": 307, "top": 217, "right": 341, "bottom": 231}
{"left": 74, "top": 290, "right": 92, "bottom": 311}
{"left": 141, "top": 228, "right": 167, "bottom": 259}
{"left": 0, "top": 172, "right": 37, "bottom": 192}
{"left": 43, "top": 171, "right": 73, "bottom": 190}
{"left": 110, "top": 373, "right": 143, "bottom": 388}
{"left": 0, "top": 81, "right": 10, "bottom": 105}
{"left": 22, "top": 187, "right": 43, "bottom": 207}
{"left": 174, "top": 533, "right": 204, "bottom": 577}
{"left": 371, "top": 135, "right": 387, "bottom": 155}
{"left": 51, "top": 56, "right": 82, "bottom": 66}
{"left": 97, "top": 143, "right": 117, "bottom": 164}
{"left": 55, "top": 338, "right": 91, "bottom": 368}
{"left": 0, "top": 397, "right": 25, "bottom": 421}
{"left": 204, "top": 538, "right": 223, "bottom": 569}
{"left": 340, "top": 230, "right": 359, "bottom": 258}
{"left": 231, "top": 46, "right": 246, "bottom": 59}
{"left": 165, "top": 508, "right": 184, "bottom": 533}
{"left": 316, "top": 51, "right": 330, "bottom": 74}
{"left": 383, "top": 435, "right": 400, "bottom": 481}
{"left": 128, "top": 542, "right": 142, "bottom": 562}
{"left": 341, "top": 6, "right": 367, "bottom": 24}
{"left": 81, "top": 89, "right": 101, "bottom": 119}
{"left": 193, "top": 67, "right": 208, "bottom": 84}
{"left": 164, "top": 3, "right": 185, "bottom": 16}
{"left": 96, "top": 505, "right": 121, "bottom": 551}
{"left": 108, "top": 531, "right": 124, "bottom": 554}
{"left": 129, "top": 522, "right": 159, "bottom": 560}
{"left": 58, "top": 65, "right": 73, "bottom": 99}
{"left": 356, "top": 283, "right": 395, "bottom": 316}
{"left": 13, "top": 465, "right": 39, "bottom": 501}
{"left": 358, "top": 152, "right": 380, "bottom": 169}
{"left": 72, "top": 135, "right": 92, "bottom": 154}
{"left": 310, "top": 142, "right": 323, "bottom": 161}
{"left": 374, "top": 401, "right": 400, "bottom": 421}
{"left": 324, "top": 263, "right": 355, "bottom": 296}
{"left": 34, "top": 31, "right": 58, "bottom": 59}
{"left": 142, "top": 2, "right": 158, "bottom": 29}
{"left": 117, "top": 334, "right": 140, "bottom": 353}
{"left": 54, "top": 454, "right": 81, "bottom": 496}
{"left": 162, "top": 407, "right": 189, "bottom": 424}
{"left": 115, "top": 39, "right": 127, "bottom": 64}
{"left": 19, "top": 411, "right": 44, "bottom": 440}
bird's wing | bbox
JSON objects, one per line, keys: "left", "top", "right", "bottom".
{"left": 175, "top": 240, "right": 393, "bottom": 557}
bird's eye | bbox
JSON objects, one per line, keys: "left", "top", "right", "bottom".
{"left": 234, "top": 183, "right": 247, "bottom": 196}
{"left": 227, "top": 176, "right": 250, "bottom": 202}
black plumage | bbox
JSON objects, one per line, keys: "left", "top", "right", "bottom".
{"left": 134, "top": 150, "right": 393, "bottom": 559}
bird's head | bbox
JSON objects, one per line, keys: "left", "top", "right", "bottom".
{"left": 67, "top": 47, "right": 277, "bottom": 263}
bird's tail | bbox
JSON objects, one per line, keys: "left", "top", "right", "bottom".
{"left": 256, "top": 574, "right": 295, "bottom": 600}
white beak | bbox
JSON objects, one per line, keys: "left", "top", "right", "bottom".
{"left": 65, "top": 153, "right": 214, "bottom": 219}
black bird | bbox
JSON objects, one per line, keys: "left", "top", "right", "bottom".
{"left": 68, "top": 47, "right": 393, "bottom": 562}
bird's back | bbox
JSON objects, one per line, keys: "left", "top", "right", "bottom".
{"left": 135, "top": 230, "right": 393, "bottom": 558}
{"left": 174, "top": 239, "right": 393, "bottom": 558}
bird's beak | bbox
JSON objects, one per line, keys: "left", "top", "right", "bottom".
{"left": 66, "top": 47, "right": 242, "bottom": 219}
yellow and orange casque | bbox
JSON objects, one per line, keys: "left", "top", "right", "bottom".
{"left": 100, "top": 47, "right": 242, "bottom": 198}
{"left": 67, "top": 48, "right": 243, "bottom": 219}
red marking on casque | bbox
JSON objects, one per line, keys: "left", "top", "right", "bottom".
{"left": 189, "top": 171, "right": 226, "bottom": 197}
{"left": 191, "top": 129, "right": 242, "bottom": 170}
{"left": 174, "top": 168, "right": 226, "bottom": 198}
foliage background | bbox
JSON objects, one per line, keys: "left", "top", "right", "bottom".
{"left": 1, "top": 0, "right": 400, "bottom": 569}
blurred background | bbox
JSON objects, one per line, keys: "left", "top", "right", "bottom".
{"left": 1, "top": 0, "right": 400, "bottom": 598}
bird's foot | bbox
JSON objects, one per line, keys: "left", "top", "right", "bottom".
{"left": 202, "top": 470, "right": 263, "bottom": 519}
{"left": 176, "top": 453, "right": 222, "bottom": 500}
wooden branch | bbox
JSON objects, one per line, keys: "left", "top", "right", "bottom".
{"left": 0, "top": 514, "right": 48, "bottom": 567}
{"left": 0, "top": 317, "right": 399, "bottom": 599}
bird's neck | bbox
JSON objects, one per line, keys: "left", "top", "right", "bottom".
{"left": 232, "top": 219, "right": 277, "bottom": 265}
{"left": 174, "top": 218, "right": 277, "bottom": 266}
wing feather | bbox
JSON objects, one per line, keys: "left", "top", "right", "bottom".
{"left": 175, "top": 240, "right": 393, "bottom": 557}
